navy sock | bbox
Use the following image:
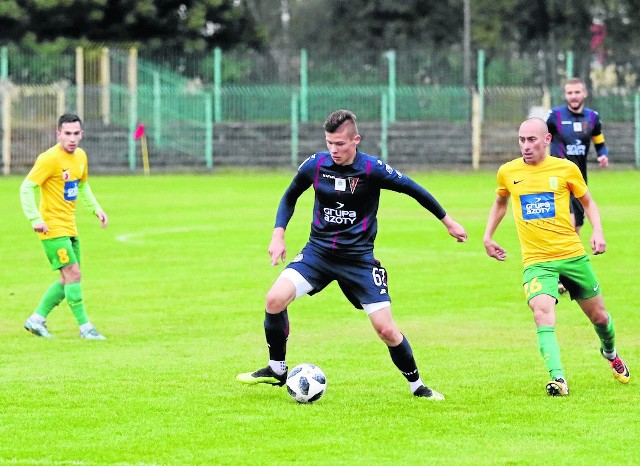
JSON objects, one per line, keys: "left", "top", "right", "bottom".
{"left": 264, "top": 309, "right": 289, "bottom": 361}
{"left": 388, "top": 335, "right": 420, "bottom": 383}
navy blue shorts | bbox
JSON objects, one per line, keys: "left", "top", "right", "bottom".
{"left": 285, "top": 244, "right": 391, "bottom": 310}
{"left": 569, "top": 194, "right": 585, "bottom": 227}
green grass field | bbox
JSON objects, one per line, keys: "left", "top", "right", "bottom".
{"left": 1, "top": 169, "right": 638, "bottom": 465}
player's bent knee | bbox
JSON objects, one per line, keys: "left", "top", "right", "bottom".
{"left": 60, "top": 264, "right": 81, "bottom": 284}
{"left": 374, "top": 325, "right": 401, "bottom": 344}
{"left": 265, "top": 284, "right": 296, "bottom": 312}
{"left": 588, "top": 309, "right": 609, "bottom": 326}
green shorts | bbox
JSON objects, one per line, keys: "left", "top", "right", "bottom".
{"left": 522, "top": 255, "right": 601, "bottom": 303}
{"left": 41, "top": 236, "right": 81, "bottom": 271}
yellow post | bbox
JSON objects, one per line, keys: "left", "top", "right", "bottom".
{"left": 75, "top": 47, "right": 84, "bottom": 121}
{"left": 542, "top": 86, "right": 551, "bottom": 111}
{"left": 56, "top": 82, "right": 65, "bottom": 117}
{"left": 543, "top": 87, "right": 551, "bottom": 155}
{"left": 2, "top": 83, "right": 11, "bottom": 175}
{"left": 141, "top": 134, "right": 150, "bottom": 175}
{"left": 100, "top": 47, "right": 110, "bottom": 125}
{"left": 471, "top": 89, "right": 481, "bottom": 171}
{"left": 128, "top": 48, "right": 137, "bottom": 91}
{"left": 127, "top": 48, "right": 138, "bottom": 171}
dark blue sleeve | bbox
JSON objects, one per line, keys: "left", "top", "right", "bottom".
{"left": 375, "top": 162, "right": 446, "bottom": 219}
{"left": 545, "top": 109, "right": 557, "bottom": 134}
{"left": 274, "top": 156, "right": 314, "bottom": 228}
{"left": 592, "top": 111, "right": 608, "bottom": 157}
{"left": 546, "top": 108, "right": 562, "bottom": 156}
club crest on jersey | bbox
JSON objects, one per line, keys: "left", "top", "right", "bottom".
{"left": 572, "top": 121, "right": 589, "bottom": 133}
{"left": 335, "top": 178, "right": 346, "bottom": 191}
{"left": 62, "top": 170, "right": 70, "bottom": 181}
{"left": 348, "top": 177, "right": 359, "bottom": 194}
{"left": 549, "top": 177, "right": 558, "bottom": 190}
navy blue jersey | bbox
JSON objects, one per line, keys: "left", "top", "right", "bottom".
{"left": 275, "top": 151, "right": 446, "bottom": 258}
{"left": 546, "top": 106, "right": 608, "bottom": 183}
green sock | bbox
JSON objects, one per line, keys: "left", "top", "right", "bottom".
{"left": 35, "top": 281, "right": 66, "bottom": 319}
{"left": 536, "top": 326, "right": 564, "bottom": 380}
{"left": 594, "top": 312, "right": 616, "bottom": 354}
{"left": 64, "top": 282, "right": 90, "bottom": 326}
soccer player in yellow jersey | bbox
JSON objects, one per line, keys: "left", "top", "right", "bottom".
{"left": 20, "top": 114, "right": 108, "bottom": 340}
{"left": 483, "top": 117, "right": 630, "bottom": 396}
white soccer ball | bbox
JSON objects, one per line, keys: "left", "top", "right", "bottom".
{"left": 286, "top": 363, "right": 327, "bottom": 403}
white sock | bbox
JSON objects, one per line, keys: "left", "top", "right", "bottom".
{"left": 269, "top": 360, "right": 287, "bottom": 375}
{"left": 602, "top": 349, "right": 617, "bottom": 360}
{"left": 410, "top": 378, "right": 424, "bottom": 393}
{"left": 29, "top": 313, "right": 46, "bottom": 324}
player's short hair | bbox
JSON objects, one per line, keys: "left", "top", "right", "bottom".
{"left": 563, "top": 77, "right": 587, "bottom": 88}
{"left": 58, "top": 113, "right": 83, "bottom": 129}
{"left": 324, "top": 110, "right": 358, "bottom": 135}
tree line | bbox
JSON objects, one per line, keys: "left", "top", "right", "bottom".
{"left": 1, "top": 0, "right": 638, "bottom": 85}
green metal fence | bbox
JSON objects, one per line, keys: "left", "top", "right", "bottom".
{"left": 1, "top": 45, "right": 639, "bottom": 174}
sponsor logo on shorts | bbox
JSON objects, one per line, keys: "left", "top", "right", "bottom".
{"left": 292, "top": 254, "right": 303, "bottom": 262}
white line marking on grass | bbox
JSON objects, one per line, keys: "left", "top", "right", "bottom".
{"left": 115, "top": 226, "right": 219, "bottom": 244}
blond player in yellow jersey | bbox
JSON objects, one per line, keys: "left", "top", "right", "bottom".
{"left": 483, "top": 117, "right": 629, "bottom": 396}
{"left": 20, "top": 114, "right": 108, "bottom": 340}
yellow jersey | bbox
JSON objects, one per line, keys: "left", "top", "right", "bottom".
{"left": 26, "top": 144, "right": 89, "bottom": 239}
{"left": 496, "top": 155, "right": 588, "bottom": 267}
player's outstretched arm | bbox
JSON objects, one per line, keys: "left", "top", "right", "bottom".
{"left": 96, "top": 211, "right": 108, "bottom": 228}
{"left": 578, "top": 191, "right": 606, "bottom": 255}
{"left": 19, "top": 178, "right": 48, "bottom": 233}
{"left": 483, "top": 194, "right": 509, "bottom": 261}
{"left": 484, "top": 240, "right": 506, "bottom": 261}
{"left": 78, "top": 182, "right": 106, "bottom": 224}
{"left": 440, "top": 215, "right": 468, "bottom": 242}
{"left": 268, "top": 227, "right": 287, "bottom": 266}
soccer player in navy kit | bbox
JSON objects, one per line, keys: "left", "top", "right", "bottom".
{"left": 237, "top": 110, "right": 468, "bottom": 400}
{"left": 546, "top": 78, "right": 609, "bottom": 294}
{"left": 546, "top": 78, "right": 609, "bottom": 236}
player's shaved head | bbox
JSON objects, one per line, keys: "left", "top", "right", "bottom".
{"left": 518, "top": 117, "right": 551, "bottom": 165}
{"left": 520, "top": 117, "right": 548, "bottom": 135}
